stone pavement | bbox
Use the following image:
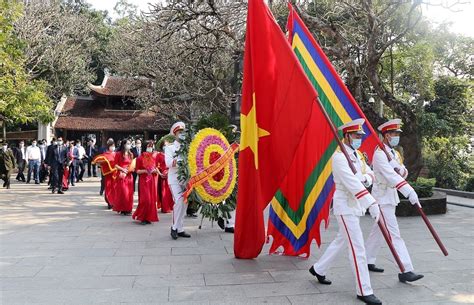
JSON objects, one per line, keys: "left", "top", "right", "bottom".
{"left": 1, "top": 178, "right": 473, "bottom": 305}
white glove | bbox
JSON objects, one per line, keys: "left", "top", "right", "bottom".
{"left": 408, "top": 191, "right": 420, "bottom": 207}
{"left": 368, "top": 204, "right": 380, "bottom": 223}
{"left": 355, "top": 172, "right": 366, "bottom": 184}
{"left": 389, "top": 159, "right": 400, "bottom": 170}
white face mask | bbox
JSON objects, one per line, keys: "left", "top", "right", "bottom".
{"left": 32, "top": 143, "right": 37, "bottom": 147}
{"left": 125, "top": 144, "right": 131, "bottom": 150}
{"left": 2, "top": 145, "right": 7, "bottom": 150}
{"left": 57, "top": 141, "right": 63, "bottom": 146}
{"left": 146, "top": 147, "right": 153, "bottom": 153}
{"left": 109, "top": 146, "right": 115, "bottom": 152}
{"left": 389, "top": 136, "right": 400, "bottom": 147}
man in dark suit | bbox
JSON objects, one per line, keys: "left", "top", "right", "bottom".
{"left": 131, "top": 139, "right": 142, "bottom": 192}
{"left": 86, "top": 139, "right": 98, "bottom": 177}
{"left": 13, "top": 141, "right": 27, "bottom": 182}
{"left": 51, "top": 136, "right": 68, "bottom": 194}
{"left": 45, "top": 138, "right": 56, "bottom": 188}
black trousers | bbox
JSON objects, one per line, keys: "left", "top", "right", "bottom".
{"left": 87, "top": 160, "right": 97, "bottom": 177}
{"left": 16, "top": 159, "right": 26, "bottom": 181}
{"left": 100, "top": 172, "right": 105, "bottom": 195}
{"left": 39, "top": 163, "right": 48, "bottom": 183}
{"left": 1, "top": 170, "right": 12, "bottom": 188}
{"left": 51, "top": 164, "right": 64, "bottom": 191}
{"left": 76, "top": 160, "right": 85, "bottom": 181}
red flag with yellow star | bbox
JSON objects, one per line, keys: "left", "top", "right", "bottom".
{"left": 234, "top": 0, "right": 319, "bottom": 259}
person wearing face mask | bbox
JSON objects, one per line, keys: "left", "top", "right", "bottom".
{"left": 131, "top": 139, "right": 143, "bottom": 192}
{"left": 157, "top": 137, "right": 174, "bottom": 214}
{"left": 92, "top": 138, "right": 117, "bottom": 208}
{"left": 50, "top": 137, "right": 68, "bottom": 194}
{"left": 0, "top": 141, "right": 16, "bottom": 189}
{"left": 133, "top": 140, "right": 160, "bottom": 225}
{"left": 26, "top": 139, "right": 41, "bottom": 184}
{"left": 309, "top": 119, "right": 382, "bottom": 305}
{"left": 166, "top": 121, "right": 191, "bottom": 240}
{"left": 113, "top": 139, "right": 135, "bottom": 215}
{"left": 364, "top": 119, "right": 424, "bottom": 284}
{"left": 39, "top": 140, "right": 48, "bottom": 183}
{"left": 45, "top": 138, "right": 57, "bottom": 188}
{"left": 14, "top": 140, "right": 27, "bottom": 182}
{"left": 74, "top": 140, "right": 86, "bottom": 182}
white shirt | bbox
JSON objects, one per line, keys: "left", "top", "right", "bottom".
{"left": 332, "top": 144, "right": 375, "bottom": 216}
{"left": 372, "top": 144, "right": 414, "bottom": 206}
{"left": 165, "top": 140, "right": 181, "bottom": 185}
{"left": 77, "top": 146, "right": 86, "bottom": 159}
{"left": 26, "top": 145, "right": 41, "bottom": 161}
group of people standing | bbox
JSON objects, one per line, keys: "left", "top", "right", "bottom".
{"left": 93, "top": 125, "right": 181, "bottom": 231}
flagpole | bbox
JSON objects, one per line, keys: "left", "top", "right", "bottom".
{"left": 314, "top": 96, "right": 406, "bottom": 273}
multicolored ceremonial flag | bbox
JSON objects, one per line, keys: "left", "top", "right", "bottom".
{"left": 267, "top": 4, "right": 380, "bottom": 257}
{"left": 234, "top": 0, "right": 320, "bottom": 259}
{"left": 287, "top": 3, "right": 380, "bottom": 159}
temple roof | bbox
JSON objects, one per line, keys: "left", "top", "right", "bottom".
{"left": 88, "top": 75, "right": 152, "bottom": 97}
{"left": 54, "top": 97, "right": 171, "bottom": 131}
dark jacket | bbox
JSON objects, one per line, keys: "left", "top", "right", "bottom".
{"left": 51, "top": 145, "right": 68, "bottom": 166}
{"left": 131, "top": 146, "right": 143, "bottom": 159}
{"left": 45, "top": 144, "right": 55, "bottom": 166}
{"left": 13, "top": 146, "right": 27, "bottom": 164}
{"left": 86, "top": 144, "right": 98, "bottom": 160}
{"left": 0, "top": 149, "right": 17, "bottom": 172}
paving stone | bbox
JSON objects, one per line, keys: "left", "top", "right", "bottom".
{"left": 104, "top": 264, "right": 171, "bottom": 276}
{"left": 204, "top": 271, "right": 274, "bottom": 285}
{"left": 141, "top": 255, "right": 201, "bottom": 265}
{"left": 1, "top": 178, "right": 472, "bottom": 304}
{"left": 133, "top": 273, "right": 205, "bottom": 288}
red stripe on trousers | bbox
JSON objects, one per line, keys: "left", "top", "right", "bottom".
{"left": 340, "top": 215, "right": 364, "bottom": 296}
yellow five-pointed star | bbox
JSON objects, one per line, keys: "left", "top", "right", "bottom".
{"left": 240, "top": 93, "right": 270, "bottom": 169}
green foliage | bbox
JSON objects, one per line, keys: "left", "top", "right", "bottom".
{"left": 195, "top": 113, "right": 239, "bottom": 143}
{"left": 422, "top": 77, "right": 473, "bottom": 138}
{"left": 423, "top": 137, "right": 472, "bottom": 190}
{"left": 381, "top": 41, "right": 435, "bottom": 103}
{"left": 409, "top": 177, "right": 435, "bottom": 198}
{"left": 464, "top": 176, "right": 474, "bottom": 192}
{"left": 0, "top": 0, "right": 53, "bottom": 124}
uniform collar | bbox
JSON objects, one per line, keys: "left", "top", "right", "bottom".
{"left": 343, "top": 143, "right": 355, "bottom": 154}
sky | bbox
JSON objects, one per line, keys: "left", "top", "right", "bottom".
{"left": 86, "top": 0, "right": 474, "bottom": 37}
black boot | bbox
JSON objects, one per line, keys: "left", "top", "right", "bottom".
{"left": 224, "top": 227, "right": 234, "bottom": 233}
{"left": 398, "top": 271, "right": 424, "bottom": 283}
{"left": 170, "top": 228, "right": 178, "bottom": 240}
{"left": 177, "top": 231, "right": 191, "bottom": 238}
{"left": 309, "top": 266, "right": 331, "bottom": 285}
{"left": 357, "top": 294, "right": 382, "bottom": 305}
{"left": 217, "top": 217, "right": 225, "bottom": 230}
{"left": 368, "top": 264, "right": 384, "bottom": 273}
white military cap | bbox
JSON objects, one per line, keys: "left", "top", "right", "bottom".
{"left": 378, "top": 119, "right": 402, "bottom": 133}
{"left": 338, "top": 118, "right": 366, "bottom": 135}
{"left": 170, "top": 121, "right": 186, "bottom": 135}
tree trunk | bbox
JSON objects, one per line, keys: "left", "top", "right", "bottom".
{"left": 367, "top": 63, "right": 423, "bottom": 179}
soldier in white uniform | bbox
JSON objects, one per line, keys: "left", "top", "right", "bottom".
{"left": 365, "top": 119, "right": 424, "bottom": 283}
{"left": 309, "top": 119, "right": 382, "bottom": 305}
{"left": 165, "top": 122, "right": 191, "bottom": 240}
